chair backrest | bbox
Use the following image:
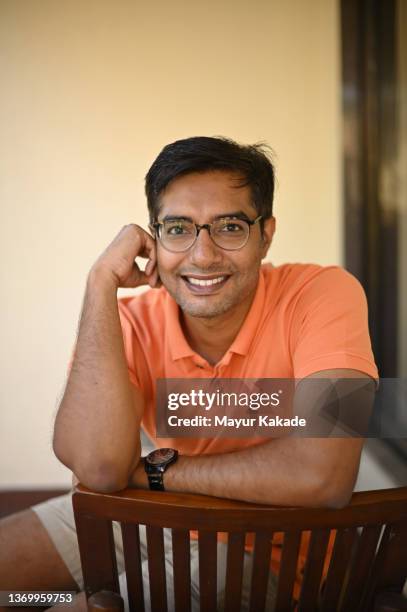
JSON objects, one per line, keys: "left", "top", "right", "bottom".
{"left": 72, "top": 485, "right": 407, "bottom": 612}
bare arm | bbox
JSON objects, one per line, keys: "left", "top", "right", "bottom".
{"left": 167, "top": 437, "right": 363, "bottom": 508}
{"left": 53, "top": 224, "right": 159, "bottom": 492}
{"left": 132, "top": 438, "right": 363, "bottom": 508}
{"left": 130, "top": 370, "right": 374, "bottom": 508}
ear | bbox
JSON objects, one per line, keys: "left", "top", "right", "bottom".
{"left": 260, "top": 217, "right": 276, "bottom": 258}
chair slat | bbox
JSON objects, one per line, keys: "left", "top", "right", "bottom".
{"left": 340, "top": 524, "right": 383, "bottom": 611}
{"left": 359, "top": 523, "right": 392, "bottom": 611}
{"left": 274, "top": 530, "right": 301, "bottom": 611}
{"left": 198, "top": 531, "right": 218, "bottom": 612}
{"left": 248, "top": 531, "right": 273, "bottom": 612}
{"left": 320, "top": 527, "right": 358, "bottom": 612}
{"left": 172, "top": 529, "right": 191, "bottom": 612}
{"left": 297, "top": 528, "right": 331, "bottom": 611}
{"left": 224, "top": 532, "right": 246, "bottom": 612}
{"left": 146, "top": 526, "right": 167, "bottom": 612}
{"left": 74, "top": 512, "right": 120, "bottom": 598}
{"left": 121, "top": 522, "right": 145, "bottom": 612}
{"left": 360, "top": 519, "right": 407, "bottom": 611}
{"left": 375, "top": 520, "right": 407, "bottom": 590}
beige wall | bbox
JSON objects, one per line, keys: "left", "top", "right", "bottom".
{"left": 0, "top": 0, "right": 341, "bottom": 487}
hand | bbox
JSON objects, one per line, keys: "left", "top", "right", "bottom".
{"left": 90, "top": 224, "right": 160, "bottom": 289}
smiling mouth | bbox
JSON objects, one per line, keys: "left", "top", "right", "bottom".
{"left": 181, "top": 274, "right": 230, "bottom": 293}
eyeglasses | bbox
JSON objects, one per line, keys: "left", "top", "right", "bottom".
{"left": 150, "top": 215, "right": 262, "bottom": 252}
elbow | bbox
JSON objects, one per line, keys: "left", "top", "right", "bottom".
{"left": 52, "top": 433, "right": 73, "bottom": 472}
{"left": 52, "top": 425, "right": 141, "bottom": 493}
{"left": 322, "top": 490, "right": 353, "bottom": 509}
{"left": 53, "top": 439, "right": 134, "bottom": 493}
{"left": 73, "top": 461, "right": 131, "bottom": 493}
{"left": 313, "top": 477, "right": 354, "bottom": 509}
{"left": 80, "top": 469, "right": 129, "bottom": 493}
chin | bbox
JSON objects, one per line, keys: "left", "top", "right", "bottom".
{"left": 174, "top": 284, "right": 251, "bottom": 319}
{"left": 179, "top": 299, "right": 237, "bottom": 319}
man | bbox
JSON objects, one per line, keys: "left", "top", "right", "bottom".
{"left": 0, "top": 136, "right": 378, "bottom": 610}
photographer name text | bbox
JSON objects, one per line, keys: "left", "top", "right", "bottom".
{"left": 167, "top": 415, "right": 306, "bottom": 428}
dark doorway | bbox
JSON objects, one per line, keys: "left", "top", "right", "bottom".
{"left": 340, "top": 0, "right": 406, "bottom": 457}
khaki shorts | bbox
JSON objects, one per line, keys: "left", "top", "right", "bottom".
{"left": 32, "top": 493, "right": 277, "bottom": 611}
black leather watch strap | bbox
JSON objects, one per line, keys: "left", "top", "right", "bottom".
{"left": 147, "top": 472, "right": 165, "bottom": 491}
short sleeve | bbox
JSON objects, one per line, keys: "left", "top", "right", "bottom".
{"left": 290, "top": 267, "right": 379, "bottom": 381}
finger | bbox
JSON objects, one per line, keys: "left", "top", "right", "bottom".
{"left": 150, "top": 268, "right": 162, "bottom": 288}
{"left": 145, "top": 258, "right": 155, "bottom": 276}
{"left": 147, "top": 268, "right": 159, "bottom": 288}
{"left": 137, "top": 231, "right": 157, "bottom": 262}
{"left": 123, "top": 263, "right": 148, "bottom": 289}
{"left": 145, "top": 262, "right": 156, "bottom": 288}
{"left": 137, "top": 271, "right": 150, "bottom": 287}
{"left": 118, "top": 225, "right": 156, "bottom": 262}
{"left": 149, "top": 259, "right": 162, "bottom": 287}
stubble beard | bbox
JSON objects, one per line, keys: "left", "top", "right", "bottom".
{"left": 165, "top": 271, "right": 259, "bottom": 320}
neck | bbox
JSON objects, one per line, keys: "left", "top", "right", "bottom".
{"left": 180, "top": 290, "right": 256, "bottom": 365}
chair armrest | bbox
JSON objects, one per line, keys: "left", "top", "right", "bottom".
{"left": 73, "top": 483, "right": 407, "bottom": 509}
{"left": 72, "top": 483, "right": 407, "bottom": 534}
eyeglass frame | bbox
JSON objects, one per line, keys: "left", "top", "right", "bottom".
{"left": 149, "top": 214, "right": 263, "bottom": 252}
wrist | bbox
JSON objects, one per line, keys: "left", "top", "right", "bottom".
{"left": 144, "top": 448, "right": 179, "bottom": 491}
{"left": 87, "top": 265, "right": 119, "bottom": 292}
{"left": 129, "top": 459, "right": 149, "bottom": 489}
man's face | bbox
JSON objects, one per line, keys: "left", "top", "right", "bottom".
{"left": 155, "top": 170, "right": 275, "bottom": 320}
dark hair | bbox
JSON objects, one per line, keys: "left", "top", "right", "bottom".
{"left": 145, "top": 136, "right": 275, "bottom": 223}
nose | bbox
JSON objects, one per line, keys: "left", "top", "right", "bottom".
{"left": 189, "top": 226, "right": 223, "bottom": 267}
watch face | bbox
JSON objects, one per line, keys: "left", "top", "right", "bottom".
{"left": 147, "top": 448, "right": 176, "bottom": 466}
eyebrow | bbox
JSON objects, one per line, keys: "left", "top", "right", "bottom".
{"left": 159, "top": 210, "right": 252, "bottom": 223}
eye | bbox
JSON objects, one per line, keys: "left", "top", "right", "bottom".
{"left": 168, "top": 225, "right": 185, "bottom": 235}
{"left": 164, "top": 221, "right": 194, "bottom": 236}
{"left": 219, "top": 221, "right": 245, "bottom": 233}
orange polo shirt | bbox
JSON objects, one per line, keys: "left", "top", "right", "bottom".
{"left": 118, "top": 262, "right": 378, "bottom": 453}
{"left": 116, "top": 263, "right": 378, "bottom": 601}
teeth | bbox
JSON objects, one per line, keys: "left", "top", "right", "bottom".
{"left": 187, "top": 276, "right": 226, "bottom": 286}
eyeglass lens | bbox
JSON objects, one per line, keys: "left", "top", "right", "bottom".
{"left": 159, "top": 218, "right": 250, "bottom": 251}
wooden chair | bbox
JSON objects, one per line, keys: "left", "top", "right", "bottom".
{"left": 72, "top": 485, "right": 407, "bottom": 612}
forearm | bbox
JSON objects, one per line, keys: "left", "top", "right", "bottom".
{"left": 53, "top": 269, "right": 141, "bottom": 491}
{"left": 131, "top": 437, "right": 361, "bottom": 508}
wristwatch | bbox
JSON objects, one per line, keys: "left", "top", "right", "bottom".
{"left": 144, "top": 448, "right": 178, "bottom": 491}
